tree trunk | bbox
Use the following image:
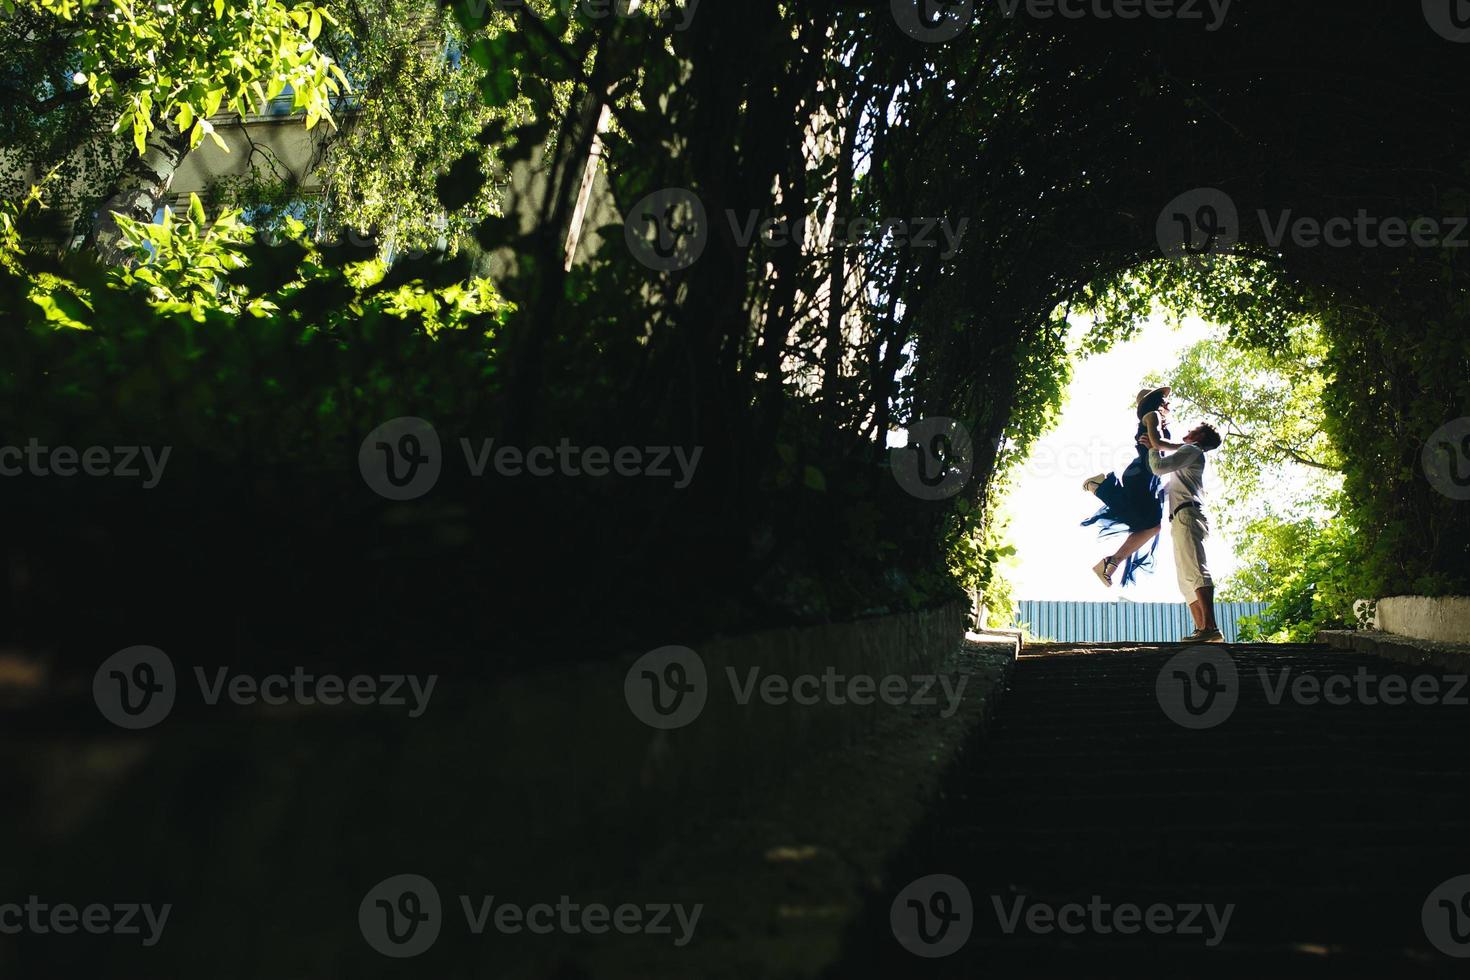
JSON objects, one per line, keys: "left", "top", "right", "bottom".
{"left": 87, "top": 127, "right": 193, "bottom": 265}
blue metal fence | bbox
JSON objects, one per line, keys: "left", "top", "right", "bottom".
{"left": 1011, "top": 600, "right": 1268, "bottom": 643}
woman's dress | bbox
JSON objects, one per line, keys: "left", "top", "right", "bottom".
{"left": 1081, "top": 416, "right": 1169, "bottom": 586}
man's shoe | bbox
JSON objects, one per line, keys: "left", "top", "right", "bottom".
{"left": 1182, "top": 628, "right": 1224, "bottom": 643}
{"left": 1091, "top": 557, "right": 1117, "bottom": 587}
{"left": 1082, "top": 472, "right": 1107, "bottom": 494}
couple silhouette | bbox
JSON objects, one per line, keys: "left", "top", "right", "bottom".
{"left": 1082, "top": 385, "right": 1225, "bottom": 643}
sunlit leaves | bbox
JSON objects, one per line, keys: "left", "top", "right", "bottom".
{"left": 14, "top": 0, "right": 348, "bottom": 163}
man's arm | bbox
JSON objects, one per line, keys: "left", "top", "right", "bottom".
{"left": 1148, "top": 445, "right": 1201, "bottom": 475}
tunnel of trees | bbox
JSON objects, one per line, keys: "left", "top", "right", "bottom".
{"left": 2, "top": 0, "right": 1467, "bottom": 669}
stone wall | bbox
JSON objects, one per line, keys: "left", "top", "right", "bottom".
{"left": 1, "top": 601, "right": 974, "bottom": 976}
{"left": 1376, "top": 596, "right": 1470, "bottom": 645}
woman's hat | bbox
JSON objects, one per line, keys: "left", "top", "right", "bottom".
{"left": 1135, "top": 385, "right": 1172, "bottom": 412}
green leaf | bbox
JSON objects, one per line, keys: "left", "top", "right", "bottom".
{"left": 435, "top": 152, "right": 485, "bottom": 212}
{"left": 803, "top": 466, "right": 827, "bottom": 492}
{"left": 478, "top": 66, "right": 517, "bottom": 109}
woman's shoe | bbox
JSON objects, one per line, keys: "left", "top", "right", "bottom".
{"left": 1082, "top": 473, "right": 1107, "bottom": 494}
{"left": 1091, "top": 557, "right": 1117, "bottom": 586}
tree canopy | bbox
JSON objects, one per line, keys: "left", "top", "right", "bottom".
{"left": 2, "top": 0, "right": 1467, "bottom": 658}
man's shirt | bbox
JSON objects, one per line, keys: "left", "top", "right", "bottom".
{"left": 1149, "top": 444, "right": 1207, "bottom": 516}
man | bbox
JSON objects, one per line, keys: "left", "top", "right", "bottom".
{"left": 1145, "top": 422, "right": 1224, "bottom": 643}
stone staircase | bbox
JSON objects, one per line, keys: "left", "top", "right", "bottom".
{"left": 829, "top": 643, "right": 1470, "bottom": 977}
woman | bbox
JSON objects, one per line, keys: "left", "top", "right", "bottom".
{"left": 1080, "top": 385, "right": 1173, "bottom": 587}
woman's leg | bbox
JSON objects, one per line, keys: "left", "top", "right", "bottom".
{"left": 1110, "top": 525, "right": 1160, "bottom": 564}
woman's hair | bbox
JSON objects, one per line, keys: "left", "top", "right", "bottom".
{"left": 1136, "top": 389, "right": 1168, "bottom": 419}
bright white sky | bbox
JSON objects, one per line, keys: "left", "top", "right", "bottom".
{"left": 1003, "top": 312, "right": 1238, "bottom": 602}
